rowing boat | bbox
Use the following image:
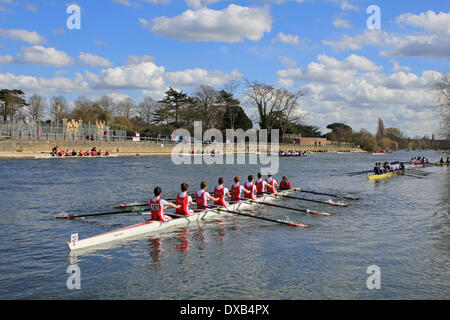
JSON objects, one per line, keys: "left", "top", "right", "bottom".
{"left": 368, "top": 170, "right": 404, "bottom": 180}
{"left": 35, "top": 154, "right": 118, "bottom": 159}
{"left": 68, "top": 189, "right": 300, "bottom": 251}
{"left": 430, "top": 162, "right": 449, "bottom": 166}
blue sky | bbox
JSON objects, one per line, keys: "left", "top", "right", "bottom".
{"left": 0, "top": 0, "right": 448, "bottom": 137}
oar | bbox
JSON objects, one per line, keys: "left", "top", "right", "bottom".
{"left": 213, "top": 207, "right": 310, "bottom": 228}
{"left": 56, "top": 208, "right": 140, "bottom": 219}
{"left": 236, "top": 198, "right": 331, "bottom": 216}
{"left": 292, "top": 188, "right": 360, "bottom": 200}
{"left": 266, "top": 192, "right": 348, "bottom": 207}
{"left": 403, "top": 173, "right": 425, "bottom": 179}
{"left": 346, "top": 170, "right": 373, "bottom": 176}
{"left": 114, "top": 197, "right": 180, "bottom": 209}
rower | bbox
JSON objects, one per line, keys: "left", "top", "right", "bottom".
{"left": 440, "top": 158, "right": 444, "bottom": 163}
{"left": 195, "top": 181, "right": 219, "bottom": 210}
{"left": 176, "top": 183, "right": 194, "bottom": 216}
{"left": 243, "top": 175, "right": 257, "bottom": 199}
{"left": 214, "top": 177, "right": 230, "bottom": 207}
{"left": 230, "top": 176, "right": 251, "bottom": 202}
{"left": 255, "top": 173, "right": 267, "bottom": 196}
{"left": 278, "top": 176, "right": 292, "bottom": 190}
{"left": 265, "top": 173, "right": 279, "bottom": 194}
{"left": 149, "top": 186, "right": 180, "bottom": 222}
{"left": 374, "top": 162, "right": 382, "bottom": 175}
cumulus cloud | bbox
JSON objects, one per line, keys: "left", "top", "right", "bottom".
{"left": 165, "top": 68, "right": 243, "bottom": 88}
{"left": 277, "top": 54, "right": 441, "bottom": 136}
{"left": 0, "top": 54, "right": 13, "bottom": 64}
{"left": 392, "top": 61, "right": 411, "bottom": 72}
{"left": 146, "top": 4, "right": 272, "bottom": 42}
{"left": 0, "top": 28, "right": 46, "bottom": 44}
{"left": 272, "top": 32, "right": 299, "bottom": 45}
{"left": 17, "top": 46, "right": 74, "bottom": 67}
{"left": 333, "top": 18, "right": 351, "bottom": 29}
{"left": 79, "top": 52, "right": 113, "bottom": 67}
{"left": 279, "top": 56, "right": 297, "bottom": 68}
{"left": 323, "top": 10, "right": 450, "bottom": 58}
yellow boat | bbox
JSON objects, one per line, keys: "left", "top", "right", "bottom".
{"left": 430, "top": 162, "right": 449, "bottom": 166}
{"left": 368, "top": 170, "right": 404, "bottom": 180}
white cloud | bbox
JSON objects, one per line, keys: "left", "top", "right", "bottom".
{"left": 17, "top": 46, "right": 74, "bottom": 67}
{"left": 79, "top": 52, "right": 113, "bottom": 67}
{"left": 392, "top": 61, "right": 411, "bottom": 72}
{"left": 147, "top": 4, "right": 272, "bottom": 42}
{"left": 272, "top": 32, "right": 299, "bottom": 45}
{"left": 126, "top": 55, "right": 154, "bottom": 65}
{"left": 165, "top": 68, "right": 243, "bottom": 88}
{"left": 323, "top": 10, "right": 450, "bottom": 58}
{"left": 396, "top": 10, "right": 450, "bottom": 37}
{"left": 333, "top": 18, "right": 351, "bottom": 29}
{"left": 276, "top": 54, "right": 441, "bottom": 136}
{"left": 279, "top": 56, "right": 297, "bottom": 68}
{"left": 0, "top": 54, "right": 13, "bottom": 64}
{"left": 184, "top": 0, "right": 221, "bottom": 9}
{"left": 0, "top": 28, "right": 46, "bottom": 44}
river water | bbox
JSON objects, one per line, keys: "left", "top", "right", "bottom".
{"left": 0, "top": 151, "right": 448, "bottom": 299}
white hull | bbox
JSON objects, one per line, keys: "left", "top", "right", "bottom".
{"left": 35, "top": 154, "right": 118, "bottom": 159}
{"left": 68, "top": 189, "right": 297, "bottom": 251}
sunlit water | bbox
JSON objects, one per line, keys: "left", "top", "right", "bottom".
{"left": 0, "top": 151, "right": 448, "bottom": 299}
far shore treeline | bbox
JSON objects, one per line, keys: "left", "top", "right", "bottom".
{"left": 0, "top": 79, "right": 449, "bottom": 152}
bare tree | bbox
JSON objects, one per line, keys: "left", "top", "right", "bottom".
{"left": 98, "top": 95, "right": 115, "bottom": 124}
{"left": 116, "top": 97, "right": 135, "bottom": 119}
{"left": 433, "top": 74, "right": 450, "bottom": 139}
{"left": 28, "top": 94, "right": 47, "bottom": 122}
{"left": 50, "top": 96, "right": 68, "bottom": 124}
{"left": 244, "top": 80, "right": 278, "bottom": 130}
{"left": 221, "top": 80, "right": 241, "bottom": 130}
{"left": 138, "top": 96, "right": 156, "bottom": 125}
{"left": 192, "top": 85, "right": 220, "bottom": 128}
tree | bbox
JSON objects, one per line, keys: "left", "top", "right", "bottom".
{"left": 138, "top": 96, "right": 156, "bottom": 125}
{"left": 158, "top": 87, "right": 191, "bottom": 127}
{"left": 50, "top": 96, "right": 69, "bottom": 124}
{"left": 28, "top": 94, "right": 47, "bottom": 122}
{"left": 116, "top": 97, "right": 135, "bottom": 119}
{"left": 217, "top": 89, "right": 250, "bottom": 130}
{"left": 97, "top": 96, "right": 114, "bottom": 124}
{"left": 433, "top": 74, "right": 449, "bottom": 139}
{"left": 0, "top": 89, "right": 27, "bottom": 121}
{"left": 222, "top": 80, "right": 241, "bottom": 129}
{"left": 192, "top": 85, "right": 220, "bottom": 129}
{"left": 326, "top": 123, "right": 353, "bottom": 141}
{"left": 376, "top": 118, "right": 385, "bottom": 139}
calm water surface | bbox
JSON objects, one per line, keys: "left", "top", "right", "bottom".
{"left": 0, "top": 151, "right": 448, "bottom": 299}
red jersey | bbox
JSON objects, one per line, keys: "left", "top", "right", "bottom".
{"left": 195, "top": 190, "right": 207, "bottom": 210}
{"left": 255, "top": 180, "right": 265, "bottom": 195}
{"left": 244, "top": 182, "right": 256, "bottom": 199}
{"left": 176, "top": 193, "right": 193, "bottom": 216}
{"left": 214, "top": 186, "right": 228, "bottom": 206}
{"left": 278, "top": 180, "right": 292, "bottom": 190}
{"left": 150, "top": 197, "right": 169, "bottom": 221}
{"left": 230, "top": 184, "right": 242, "bottom": 202}
{"left": 265, "top": 179, "right": 277, "bottom": 194}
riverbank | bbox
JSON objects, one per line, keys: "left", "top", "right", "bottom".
{"left": 0, "top": 139, "right": 365, "bottom": 159}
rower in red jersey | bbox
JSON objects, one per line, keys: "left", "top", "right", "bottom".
{"left": 255, "top": 172, "right": 267, "bottom": 196}
{"left": 230, "top": 176, "right": 251, "bottom": 202}
{"left": 195, "top": 181, "right": 219, "bottom": 210}
{"left": 149, "top": 186, "right": 180, "bottom": 222}
{"left": 265, "top": 173, "right": 279, "bottom": 194}
{"left": 243, "top": 175, "right": 257, "bottom": 200}
{"left": 214, "top": 177, "right": 231, "bottom": 207}
{"left": 278, "top": 176, "right": 292, "bottom": 190}
{"left": 176, "top": 183, "right": 194, "bottom": 216}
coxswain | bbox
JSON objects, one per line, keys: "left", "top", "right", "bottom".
{"left": 214, "top": 177, "right": 231, "bottom": 207}
{"left": 175, "top": 183, "right": 194, "bottom": 216}
{"left": 230, "top": 176, "right": 251, "bottom": 202}
{"left": 149, "top": 186, "right": 180, "bottom": 221}
{"left": 243, "top": 175, "right": 257, "bottom": 199}
{"left": 265, "top": 173, "right": 279, "bottom": 194}
{"left": 195, "top": 181, "right": 219, "bottom": 210}
{"left": 278, "top": 176, "right": 292, "bottom": 190}
{"left": 255, "top": 173, "right": 267, "bottom": 196}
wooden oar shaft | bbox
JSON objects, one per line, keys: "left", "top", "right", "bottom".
{"left": 269, "top": 193, "right": 348, "bottom": 207}
{"left": 214, "top": 207, "right": 309, "bottom": 228}
{"left": 236, "top": 197, "right": 331, "bottom": 216}
{"left": 57, "top": 209, "right": 137, "bottom": 219}
{"left": 294, "top": 188, "right": 359, "bottom": 200}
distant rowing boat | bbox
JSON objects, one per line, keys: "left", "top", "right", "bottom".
{"left": 34, "top": 154, "right": 118, "bottom": 159}
{"left": 68, "top": 189, "right": 303, "bottom": 252}
{"left": 368, "top": 169, "right": 404, "bottom": 180}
